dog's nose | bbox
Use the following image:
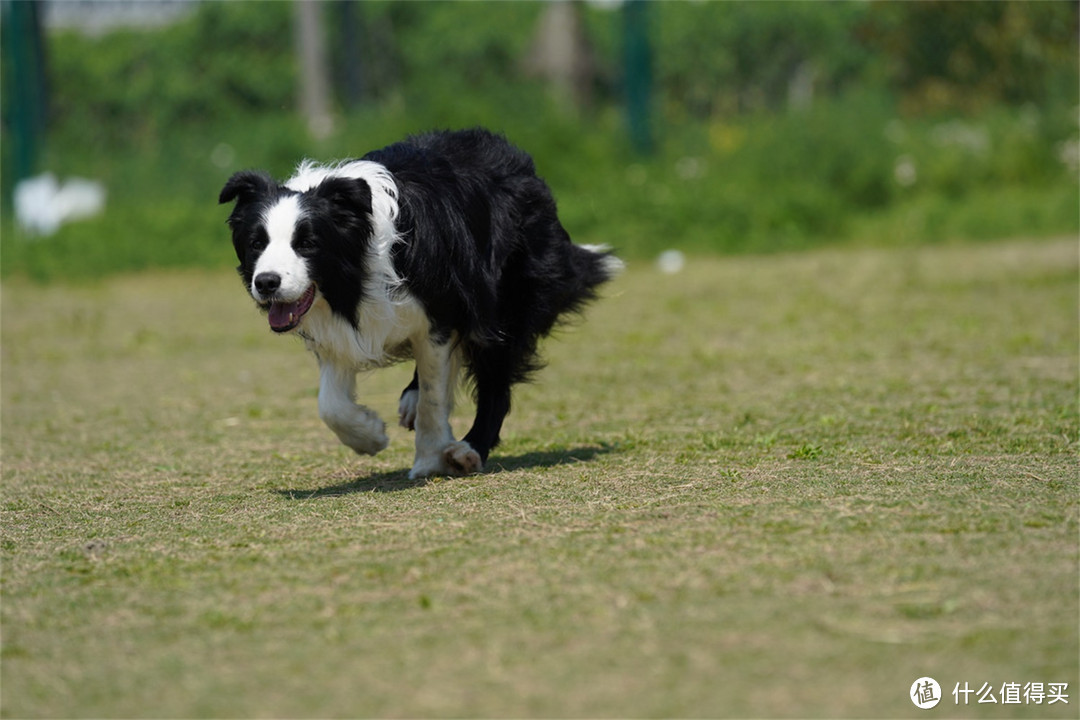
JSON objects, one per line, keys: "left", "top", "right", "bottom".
{"left": 254, "top": 272, "right": 281, "bottom": 296}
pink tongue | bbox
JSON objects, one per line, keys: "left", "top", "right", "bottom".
{"left": 268, "top": 300, "right": 302, "bottom": 330}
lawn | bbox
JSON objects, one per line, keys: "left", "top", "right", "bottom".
{"left": 2, "top": 237, "right": 1077, "bottom": 717}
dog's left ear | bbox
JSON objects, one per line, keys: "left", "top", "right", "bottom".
{"left": 219, "top": 170, "right": 275, "bottom": 205}
{"left": 312, "top": 177, "right": 373, "bottom": 220}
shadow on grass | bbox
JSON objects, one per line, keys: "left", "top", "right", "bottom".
{"left": 276, "top": 443, "right": 613, "bottom": 498}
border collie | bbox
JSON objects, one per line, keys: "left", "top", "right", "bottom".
{"left": 219, "top": 128, "right": 621, "bottom": 479}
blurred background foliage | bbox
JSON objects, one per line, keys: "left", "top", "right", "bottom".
{"left": 2, "top": 0, "right": 1077, "bottom": 280}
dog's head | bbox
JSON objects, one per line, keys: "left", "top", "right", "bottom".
{"left": 219, "top": 171, "right": 374, "bottom": 332}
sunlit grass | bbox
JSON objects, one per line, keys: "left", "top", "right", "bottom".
{"left": 2, "top": 238, "right": 1076, "bottom": 717}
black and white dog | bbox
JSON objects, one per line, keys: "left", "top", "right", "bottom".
{"left": 219, "top": 129, "right": 621, "bottom": 479}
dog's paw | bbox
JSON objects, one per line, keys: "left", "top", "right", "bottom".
{"left": 321, "top": 401, "right": 389, "bottom": 456}
{"left": 408, "top": 441, "right": 483, "bottom": 479}
{"left": 330, "top": 413, "right": 389, "bottom": 456}
{"left": 443, "top": 440, "right": 483, "bottom": 475}
{"left": 344, "top": 428, "right": 389, "bottom": 456}
{"left": 398, "top": 388, "right": 419, "bottom": 431}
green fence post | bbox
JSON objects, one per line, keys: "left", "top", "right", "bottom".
{"left": 624, "top": 0, "right": 653, "bottom": 155}
{"left": 3, "top": 0, "right": 48, "bottom": 199}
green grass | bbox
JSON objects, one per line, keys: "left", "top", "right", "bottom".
{"left": 2, "top": 238, "right": 1077, "bottom": 717}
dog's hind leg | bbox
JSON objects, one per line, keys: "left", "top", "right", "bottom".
{"left": 463, "top": 355, "right": 513, "bottom": 465}
{"left": 408, "top": 335, "right": 482, "bottom": 479}
{"left": 317, "top": 361, "right": 389, "bottom": 455}
{"left": 398, "top": 369, "right": 419, "bottom": 430}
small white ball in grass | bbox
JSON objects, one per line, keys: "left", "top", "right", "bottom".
{"left": 656, "top": 249, "right": 685, "bottom": 274}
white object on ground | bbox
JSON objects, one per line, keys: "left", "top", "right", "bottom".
{"left": 656, "top": 249, "right": 685, "bottom": 274}
{"left": 14, "top": 173, "right": 107, "bottom": 237}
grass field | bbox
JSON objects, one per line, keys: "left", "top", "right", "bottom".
{"left": 2, "top": 238, "right": 1077, "bottom": 717}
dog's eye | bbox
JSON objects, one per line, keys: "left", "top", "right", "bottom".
{"left": 294, "top": 234, "right": 316, "bottom": 253}
{"left": 250, "top": 230, "right": 268, "bottom": 251}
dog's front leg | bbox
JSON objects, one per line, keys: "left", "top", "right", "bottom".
{"left": 317, "top": 361, "right": 389, "bottom": 456}
{"left": 408, "top": 335, "right": 482, "bottom": 479}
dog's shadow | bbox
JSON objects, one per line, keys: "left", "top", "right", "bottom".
{"left": 276, "top": 443, "right": 614, "bottom": 499}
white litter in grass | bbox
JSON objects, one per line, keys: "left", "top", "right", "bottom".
{"left": 14, "top": 173, "right": 106, "bottom": 237}
{"left": 657, "top": 249, "right": 685, "bottom": 274}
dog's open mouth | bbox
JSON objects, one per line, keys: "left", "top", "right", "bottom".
{"left": 267, "top": 284, "right": 316, "bottom": 333}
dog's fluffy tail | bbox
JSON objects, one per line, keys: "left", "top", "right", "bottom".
{"left": 580, "top": 243, "right": 625, "bottom": 283}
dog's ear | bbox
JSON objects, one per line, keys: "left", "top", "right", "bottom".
{"left": 219, "top": 171, "right": 275, "bottom": 205}
{"left": 312, "top": 177, "right": 373, "bottom": 219}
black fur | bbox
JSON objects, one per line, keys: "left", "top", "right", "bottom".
{"left": 372, "top": 130, "right": 615, "bottom": 461}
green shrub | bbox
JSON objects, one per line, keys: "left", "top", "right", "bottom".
{"left": 3, "top": 2, "right": 1076, "bottom": 280}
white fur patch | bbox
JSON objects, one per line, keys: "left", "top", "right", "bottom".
{"left": 300, "top": 296, "right": 425, "bottom": 370}
{"left": 253, "top": 195, "right": 310, "bottom": 302}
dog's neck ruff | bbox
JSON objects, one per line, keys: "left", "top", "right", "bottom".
{"left": 298, "top": 292, "right": 425, "bottom": 370}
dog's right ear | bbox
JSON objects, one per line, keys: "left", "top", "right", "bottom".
{"left": 219, "top": 171, "right": 275, "bottom": 205}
